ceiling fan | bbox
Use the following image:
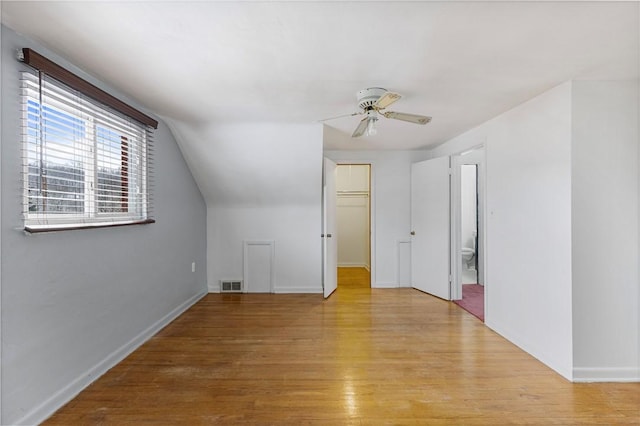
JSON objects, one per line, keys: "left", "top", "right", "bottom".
{"left": 321, "top": 87, "right": 432, "bottom": 138}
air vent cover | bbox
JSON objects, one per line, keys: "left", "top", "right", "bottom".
{"left": 220, "top": 280, "right": 243, "bottom": 293}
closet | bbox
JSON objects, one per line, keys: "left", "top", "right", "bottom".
{"left": 336, "top": 164, "right": 371, "bottom": 271}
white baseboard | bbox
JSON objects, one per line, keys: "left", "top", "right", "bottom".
{"left": 573, "top": 367, "right": 640, "bottom": 382}
{"left": 373, "top": 282, "right": 398, "bottom": 288}
{"left": 208, "top": 283, "right": 220, "bottom": 293}
{"left": 274, "top": 287, "right": 323, "bottom": 294}
{"left": 18, "top": 291, "right": 207, "bottom": 426}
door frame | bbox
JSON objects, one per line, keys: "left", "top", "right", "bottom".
{"left": 333, "top": 161, "right": 375, "bottom": 288}
{"left": 450, "top": 145, "right": 487, "bottom": 318}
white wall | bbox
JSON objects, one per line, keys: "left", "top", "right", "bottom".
{"left": 336, "top": 165, "right": 370, "bottom": 268}
{"left": 325, "top": 150, "right": 427, "bottom": 288}
{"left": 1, "top": 26, "right": 208, "bottom": 425}
{"left": 0, "top": 20, "right": 4, "bottom": 423}
{"left": 430, "top": 82, "right": 574, "bottom": 379}
{"left": 171, "top": 123, "right": 324, "bottom": 293}
{"left": 208, "top": 204, "right": 321, "bottom": 293}
{"left": 571, "top": 80, "right": 639, "bottom": 381}
{"left": 432, "top": 80, "right": 640, "bottom": 382}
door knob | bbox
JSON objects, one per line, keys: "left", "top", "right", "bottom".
{"left": 327, "top": 233, "right": 332, "bottom": 238}
{"left": 321, "top": 234, "right": 324, "bottom": 238}
{"left": 410, "top": 231, "right": 415, "bottom": 236}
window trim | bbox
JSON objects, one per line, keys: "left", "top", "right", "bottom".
{"left": 20, "top": 48, "right": 158, "bottom": 129}
{"left": 25, "top": 218, "right": 156, "bottom": 234}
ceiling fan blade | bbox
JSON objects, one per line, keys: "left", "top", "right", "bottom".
{"left": 318, "top": 112, "right": 362, "bottom": 122}
{"left": 374, "top": 92, "right": 401, "bottom": 109}
{"left": 383, "top": 111, "right": 432, "bottom": 125}
{"left": 352, "top": 117, "right": 369, "bottom": 138}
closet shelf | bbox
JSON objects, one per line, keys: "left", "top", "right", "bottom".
{"left": 337, "top": 190, "right": 369, "bottom": 197}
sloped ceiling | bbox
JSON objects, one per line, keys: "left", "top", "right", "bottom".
{"left": 2, "top": 1, "right": 638, "bottom": 151}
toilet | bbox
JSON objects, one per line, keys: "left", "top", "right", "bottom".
{"left": 461, "top": 247, "right": 475, "bottom": 269}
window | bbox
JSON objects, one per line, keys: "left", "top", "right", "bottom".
{"left": 20, "top": 49, "right": 156, "bottom": 232}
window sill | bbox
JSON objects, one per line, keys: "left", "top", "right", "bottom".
{"left": 24, "top": 219, "right": 155, "bottom": 234}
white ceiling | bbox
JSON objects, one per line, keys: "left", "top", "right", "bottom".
{"left": 2, "top": 1, "right": 638, "bottom": 150}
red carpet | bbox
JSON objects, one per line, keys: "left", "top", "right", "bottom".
{"left": 454, "top": 284, "right": 484, "bottom": 321}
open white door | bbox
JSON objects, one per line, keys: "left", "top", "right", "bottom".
{"left": 411, "top": 156, "right": 451, "bottom": 300}
{"left": 323, "top": 158, "right": 337, "bottom": 298}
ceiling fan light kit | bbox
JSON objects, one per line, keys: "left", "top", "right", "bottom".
{"left": 365, "top": 112, "right": 378, "bottom": 137}
{"left": 323, "top": 87, "right": 432, "bottom": 138}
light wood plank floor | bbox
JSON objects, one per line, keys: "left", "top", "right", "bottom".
{"left": 44, "top": 267, "right": 639, "bottom": 425}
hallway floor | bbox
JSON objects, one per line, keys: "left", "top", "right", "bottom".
{"left": 454, "top": 284, "right": 485, "bottom": 322}
{"left": 337, "top": 266, "right": 370, "bottom": 288}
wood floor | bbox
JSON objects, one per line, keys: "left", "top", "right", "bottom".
{"left": 44, "top": 267, "right": 639, "bottom": 425}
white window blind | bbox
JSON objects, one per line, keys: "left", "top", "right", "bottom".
{"left": 21, "top": 70, "right": 154, "bottom": 232}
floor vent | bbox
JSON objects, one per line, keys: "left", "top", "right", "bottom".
{"left": 220, "top": 280, "right": 243, "bottom": 293}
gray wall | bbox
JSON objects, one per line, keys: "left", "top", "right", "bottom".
{"left": 1, "top": 25, "right": 207, "bottom": 425}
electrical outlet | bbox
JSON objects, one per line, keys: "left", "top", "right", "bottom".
{"left": 191, "top": 262, "right": 196, "bottom": 273}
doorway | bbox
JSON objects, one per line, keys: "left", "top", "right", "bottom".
{"left": 461, "top": 164, "right": 479, "bottom": 285}
{"left": 335, "top": 164, "right": 371, "bottom": 288}
{"left": 451, "top": 147, "right": 486, "bottom": 322}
